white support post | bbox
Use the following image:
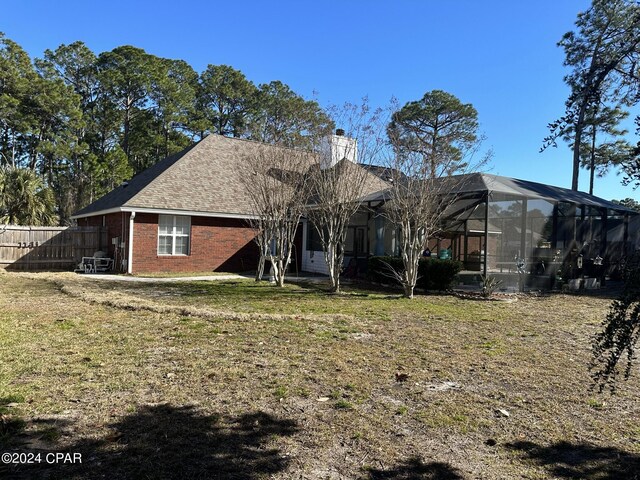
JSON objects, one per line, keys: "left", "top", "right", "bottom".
{"left": 127, "top": 211, "right": 136, "bottom": 274}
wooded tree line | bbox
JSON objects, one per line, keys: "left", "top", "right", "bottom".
{"left": 4, "top": 0, "right": 640, "bottom": 229}
{"left": 544, "top": 0, "right": 640, "bottom": 194}
{"left": 0, "top": 33, "right": 332, "bottom": 224}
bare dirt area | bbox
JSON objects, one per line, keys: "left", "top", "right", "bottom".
{"left": 1, "top": 272, "right": 639, "bottom": 479}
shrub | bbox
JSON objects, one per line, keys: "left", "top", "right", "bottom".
{"left": 417, "top": 257, "right": 463, "bottom": 291}
{"left": 367, "top": 256, "right": 462, "bottom": 292}
{"left": 366, "top": 256, "right": 403, "bottom": 285}
{"left": 480, "top": 275, "right": 503, "bottom": 298}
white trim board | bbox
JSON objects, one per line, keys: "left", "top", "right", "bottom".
{"left": 72, "top": 207, "right": 258, "bottom": 221}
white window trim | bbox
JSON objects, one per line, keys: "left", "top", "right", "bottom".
{"left": 158, "top": 215, "right": 191, "bottom": 256}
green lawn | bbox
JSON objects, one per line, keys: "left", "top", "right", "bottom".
{"left": 0, "top": 272, "right": 639, "bottom": 479}
{"left": 102, "top": 277, "right": 515, "bottom": 319}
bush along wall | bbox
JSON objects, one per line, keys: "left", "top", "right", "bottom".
{"left": 367, "top": 256, "right": 404, "bottom": 286}
{"left": 367, "top": 256, "right": 462, "bottom": 292}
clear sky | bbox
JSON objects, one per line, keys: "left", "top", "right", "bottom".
{"left": 3, "top": 0, "right": 639, "bottom": 202}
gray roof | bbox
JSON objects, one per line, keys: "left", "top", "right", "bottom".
{"left": 73, "top": 142, "right": 199, "bottom": 217}
{"left": 462, "top": 173, "right": 636, "bottom": 213}
{"left": 73, "top": 134, "right": 390, "bottom": 218}
{"left": 365, "top": 172, "right": 637, "bottom": 214}
{"left": 73, "top": 135, "right": 305, "bottom": 217}
{"left": 77, "top": 138, "right": 627, "bottom": 220}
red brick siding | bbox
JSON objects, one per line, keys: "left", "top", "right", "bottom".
{"left": 131, "top": 213, "right": 259, "bottom": 274}
{"left": 78, "top": 212, "right": 126, "bottom": 256}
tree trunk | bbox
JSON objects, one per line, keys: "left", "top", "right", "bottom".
{"left": 255, "top": 254, "right": 265, "bottom": 281}
{"left": 164, "top": 124, "right": 169, "bottom": 158}
{"left": 399, "top": 225, "right": 420, "bottom": 299}
{"left": 403, "top": 260, "right": 418, "bottom": 299}
{"left": 277, "top": 259, "right": 285, "bottom": 287}
{"left": 572, "top": 103, "right": 587, "bottom": 191}
{"left": 323, "top": 242, "right": 341, "bottom": 293}
{"left": 403, "top": 283, "right": 414, "bottom": 299}
{"left": 269, "top": 259, "right": 279, "bottom": 285}
{"left": 589, "top": 156, "right": 596, "bottom": 195}
{"left": 589, "top": 122, "right": 597, "bottom": 195}
{"left": 330, "top": 250, "right": 341, "bottom": 293}
{"left": 11, "top": 130, "right": 16, "bottom": 167}
{"left": 123, "top": 96, "right": 132, "bottom": 165}
{"left": 332, "top": 274, "right": 340, "bottom": 293}
{"left": 281, "top": 247, "right": 295, "bottom": 287}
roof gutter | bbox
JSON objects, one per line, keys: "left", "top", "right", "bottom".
{"left": 71, "top": 206, "right": 259, "bottom": 220}
{"left": 71, "top": 207, "right": 122, "bottom": 219}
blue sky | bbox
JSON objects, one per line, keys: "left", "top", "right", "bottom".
{"left": 3, "top": 0, "right": 639, "bottom": 202}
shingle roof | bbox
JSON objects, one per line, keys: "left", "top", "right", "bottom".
{"left": 75, "top": 139, "right": 634, "bottom": 220}
{"left": 72, "top": 142, "right": 199, "bottom": 217}
{"left": 72, "top": 134, "right": 391, "bottom": 218}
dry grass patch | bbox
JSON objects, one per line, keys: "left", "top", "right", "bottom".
{"left": 0, "top": 272, "right": 639, "bottom": 479}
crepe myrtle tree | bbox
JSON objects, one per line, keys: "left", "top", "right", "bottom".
{"left": 305, "top": 101, "right": 387, "bottom": 293}
{"left": 239, "top": 141, "right": 310, "bottom": 287}
{"left": 383, "top": 91, "right": 490, "bottom": 299}
{"left": 253, "top": 225, "right": 271, "bottom": 282}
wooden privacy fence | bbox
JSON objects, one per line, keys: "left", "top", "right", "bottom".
{"left": 0, "top": 225, "right": 108, "bottom": 271}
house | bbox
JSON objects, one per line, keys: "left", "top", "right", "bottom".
{"left": 71, "top": 133, "right": 389, "bottom": 275}
{"left": 72, "top": 133, "right": 639, "bottom": 284}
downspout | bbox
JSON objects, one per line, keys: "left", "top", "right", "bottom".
{"left": 127, "top": 211, "right": 136, "bottom": 274}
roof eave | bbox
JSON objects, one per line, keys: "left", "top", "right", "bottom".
{"left": 71, "top": 206, "right": 258, "bottom": 221}
{"left": 71, "top": 207, "right": 124, "bottom": 219}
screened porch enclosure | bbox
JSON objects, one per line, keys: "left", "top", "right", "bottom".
{"left": 301, "top": 173, "right": 637, "bottom": 289}
{"left": 435, "top": 174, "right": 637, "bottom": 290}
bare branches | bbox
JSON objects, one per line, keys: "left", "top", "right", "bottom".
{"left": 238, "top": 141, "right": 310, "bottom": 287}
{"left": 305, "top": 101, "right": 389, "bottom": 292}
{"left": 238, "top": 99, "right": 389, "bottom": 292}
{"left": 382, "top": 91, "right": 491, "bottom": 298}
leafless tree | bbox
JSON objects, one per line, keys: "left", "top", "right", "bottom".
{"left": 305, "top": 101, "right": 388, "bottom": 293}
{"left": 239, "top": 142, "right": 310, "bottom": 287}
{"left": 382, "top": 93, "right": 491, "bottom": 299}
{"left": 253, "top": 221, "right": 270, "bottom": 281}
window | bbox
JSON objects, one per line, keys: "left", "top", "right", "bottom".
{"left": 158, "top": 215, "right": 190, "bottom": 255}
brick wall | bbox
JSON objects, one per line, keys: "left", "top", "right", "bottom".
{"left": 77, "top": 212, "right": 306, "bottom": 274}
{"left": 131, "top": 213, "right": 259, "bottom": 274}
{"left": 78, "top": 212, "right": 126, "bottom": 256}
